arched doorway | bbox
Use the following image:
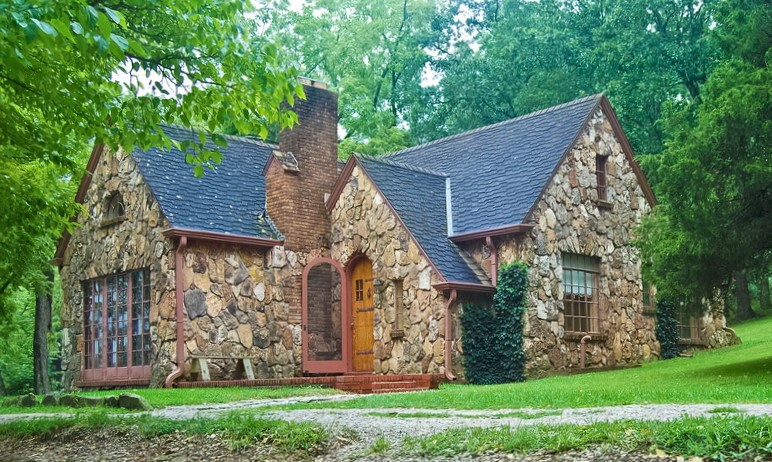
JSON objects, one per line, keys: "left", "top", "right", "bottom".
{"left": 302, "top": 258, "right": 348, "bottom": 374}
{"left": 350, "top": 256, "right": 375, "bottom": 372}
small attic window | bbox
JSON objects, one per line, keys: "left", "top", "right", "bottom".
{"left": 104, "top": 192, "right": 126, "bottom": 224}
{"left": 596, "top": 155, "right": 608, "bottom": 202}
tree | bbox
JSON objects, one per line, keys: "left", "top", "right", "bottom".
{"left": 638, "top": 9, "right": 771, "bottom": 310}
{"left": 1, "top": 0, "right": 301, "bottom": 392}
{"left": 271, "top": 0, "right": 447, "bottom": 157}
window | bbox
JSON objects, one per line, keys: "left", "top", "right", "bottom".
{"left": 83, "top": 269, "right": 151, "bottom": 380}
{"left": 642, "top": 281, "right": 655, "bottom": 313}
{"left": 106, "top": 192, "right": 125, "bottom": 220}
{"left": 562, "top": 254, "right": 601, "bottom": 333}
{"left": 596, "top": 155, "right": 608, "bottom": 201}
{"left": 392, "top": 279, "right": 405, "bottom": 338}
{"left": 355, "top": 279, "right": 364, "bottom": 301}
{"left": 678, "top": 310, "right": 701, "bottom": 342}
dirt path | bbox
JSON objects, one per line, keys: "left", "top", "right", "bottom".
{"left": 3, "top": 395, "right": 772, "bottom": 461}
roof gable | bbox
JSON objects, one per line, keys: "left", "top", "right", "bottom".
{"left": 388, "top": 94, "right": 603, "bottom": 235}
{"left": 355, "top": 156, "right": 485, "bottom": 285}
{"left": 131, "top": 125, "right": 283, "bottom": 240}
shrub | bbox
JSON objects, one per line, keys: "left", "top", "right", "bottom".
{"left": 461, "top": 261, "right": 528, "bottom": 384}
{"left": 656, "top": 297, "right": 681, "bottom": 359}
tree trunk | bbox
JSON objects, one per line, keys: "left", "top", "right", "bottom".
{"left": 735, "top": 271, "right": 755, "bottom": 321}
{"left": 760, "top": 274, "right": 771, "bottom": 311}
{"left": 33, "top": 268, "right": 53, "bottom": 395}
{"left": 0, "top": 368, "right": 7, "bottom": 396}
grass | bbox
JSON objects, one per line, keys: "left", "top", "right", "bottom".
{"left": 708, "top": 406, "right": 745, "bottom": 414}
{"left": 0, "top": 385, "right": 339, "bottom": 414}
{"left": 280, "top": 316, "right": 772, "bottom": 410}
{"left": 401, "top": 416, "right": 772, "bottom": 461}
{"left": 77, "top": 385, "right": 340, "bottom": 408}
{"left": 0, "top": 411, "right": 328, "bottom": 456}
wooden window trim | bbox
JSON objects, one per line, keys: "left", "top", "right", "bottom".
{"left": 562, "top": 254, "right": 601, "bottom": 334}
{"left": 596, "top": 155, "right": 608, "bottom": 202}
{"left": 82, "top": 269, "right": 151, "bottom": 383}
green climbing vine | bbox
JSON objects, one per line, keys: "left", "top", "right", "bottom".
{"left": 656, "top": 297, "right": 681, "bottom": 359}
{"left": 461, "top": 261, "right": 529, "bottom": 384}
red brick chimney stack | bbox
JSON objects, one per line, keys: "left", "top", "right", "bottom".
{"left": 265, "top": 78, "right": 339, "bottom": 253}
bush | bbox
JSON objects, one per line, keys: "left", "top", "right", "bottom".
{"left": 461, "top": 261, "right": 528, "bottom": 384}
{"left": 656, "top": 297, "right": 681, "bottom": 359}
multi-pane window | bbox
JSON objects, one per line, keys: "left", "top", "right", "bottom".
{"left": 83, "top": 269, "right": 151, "bottom": 372}
{"left": 562, "top": 254, "right": 601, "bottom": 333}
{"left": 678, "top": 310, "right": 700, "bottom": 341}
{"left": 596, "top": 156, "right": 608, "bottom": 201}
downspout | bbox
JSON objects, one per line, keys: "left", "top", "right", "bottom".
{"left": 444, "top": 289, "right": 458, "bottom": 380}
{"left": 579, "top": 334, "right": 592, "bottom": 369}
{"left": 485, "top": 236, "right": 498, "bottom": 286}
{"left": 165, "top": 236, "right": 188, "bottom": 388}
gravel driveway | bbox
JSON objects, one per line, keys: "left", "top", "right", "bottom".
{"left": 4, "top": 394, "right": 772, "bottom": 461}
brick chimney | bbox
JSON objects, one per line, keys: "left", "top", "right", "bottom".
{"left": 265, "top": 78, "right": 339, "bottom": 253}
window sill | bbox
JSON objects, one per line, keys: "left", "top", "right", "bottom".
{"left": 642, "top": 307, "right": 657, "bottom": 316}
{"left": 563, "top": 332, "right": 608, "bottom": 342}
{"left": 679, "top": 338, "right": 706, "bottom": 346}
{"left": 101, "top": 216, "right": 126, "bottom": 227}
{"left": 390, "top": 329, "right": 405, "bottom": 340}
{"left": 595, "top": 199, "right": 613, "bottom": 210}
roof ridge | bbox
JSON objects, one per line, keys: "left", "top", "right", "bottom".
{"left": 356, "top": 153, "right": 449, "bottom": 177}
{"left": 385, "top": 93, "right": 604, "bottom": 158}
{"left": 159, "top": 123, "right": 278, "bottom": 150}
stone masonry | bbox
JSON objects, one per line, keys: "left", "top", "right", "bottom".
{"left": 59, "top": 148, "right": 176, "bottom": 389}
{"left": 330, "top": 166, "right": 458, "bottom": 376}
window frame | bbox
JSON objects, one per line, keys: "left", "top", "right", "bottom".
{"left": 562, "top": 253, "right": 601, "bottom": 334}
{"left": 103, "top": 192, "right": 126, "bottom": 225}
{"left": 596, "top": 155, "right": 609, "bottom": 202}
{"left": 81, "top": 268, "right": 151, "bottom": 384}
{"left": 677, "top": 309, "right": 702, "bottom": 344}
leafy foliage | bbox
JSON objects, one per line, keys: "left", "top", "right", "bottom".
{"left": 461, "top": 262, "right": 528, "bottom": 384}
{"left": 1, "top": 0, "right": 302, "bottom": 173}
{"left": 655, "top": 298, "right": 681, "bottom": 360}
{"left": 638, "top": 0, "right": 771, "bottom": 303}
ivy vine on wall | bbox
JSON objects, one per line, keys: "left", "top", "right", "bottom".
{"left": 461, "top": 261, "right": 529, "bottom": 384}
{"left": 656, "top": 297, "right": 681, "bottom": 359}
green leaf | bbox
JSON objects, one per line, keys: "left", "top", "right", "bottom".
{"left": 31, "top": 19, "right": 57, "bottom": 36}
{"left": 103, "top": 7, "right": 124, "bottom": 26}
{"left": 70, "top": 21, "right": 83, "bottom": 35}
{"left": 110, "top": 33, "right": 129, "bottom": 51}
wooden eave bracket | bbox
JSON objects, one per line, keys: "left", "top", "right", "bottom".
{"left": 162, "top": 228, "right": 283, "bottom": 248}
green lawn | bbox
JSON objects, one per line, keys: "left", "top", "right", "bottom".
{"left": 285, "top": 316, "right": 772, "bottom": 410}
{"left": 78, "top": 385, "right": 341, "bottom": 408}
{"left": 0, "top": 386, "right": 340, "bottom": 413}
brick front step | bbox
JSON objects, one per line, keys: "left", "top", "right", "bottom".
{"left": 176, "top": 373, "right": 443, "bottom": 394}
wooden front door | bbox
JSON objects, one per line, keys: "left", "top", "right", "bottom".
{"left": 350, "top": 258, "right": 375, "bottom": 372}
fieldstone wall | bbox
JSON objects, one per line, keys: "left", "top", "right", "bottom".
{"left": 59, "top": 148, "right": 175, "bottom": 390}
{"left": 330, "top": 165, "right": 456, "bottom": 375}
{"left": 462, "top": 108, "right": 658, "bottom": 375}
{"left": 178, "top": 243, "right": 303, "bottom": 379}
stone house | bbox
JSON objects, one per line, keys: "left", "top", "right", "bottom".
{"left": 55, "top": 80, "right": 732, "bottom": 389}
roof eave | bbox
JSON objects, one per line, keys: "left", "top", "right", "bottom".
{"left": 162, "top": 228, "right": 283, "bottom": 247}
{"left": 598, "top": 96, "right": 657, "bottom": 206}
{"left": 325, "top": 155, "right": 358, "bottom": 212}
{"left": 433, "top": 282, "right": 495, "bottom": 294}
{"left": 53, "top": 143, "right": 107, "bottom": 268}
{"left": 449, "top": 223, "right": 536, "bottom": 242}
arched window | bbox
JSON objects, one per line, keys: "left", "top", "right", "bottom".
{"left": 106, "top": 192, "right": 125, "bottom": 220}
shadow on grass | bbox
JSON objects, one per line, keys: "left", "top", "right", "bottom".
{"left": 692, "top": 356, "right": 772, "bottom": 378}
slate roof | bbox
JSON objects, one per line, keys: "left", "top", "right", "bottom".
{"left": 387, "top": 95, "right": 602, "bottom": 235}
{"left": 131, "top": 125, "right": 283, "bottom": 240}
{"left": 356, "top": 156, "right": 484, "bottom": 284}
